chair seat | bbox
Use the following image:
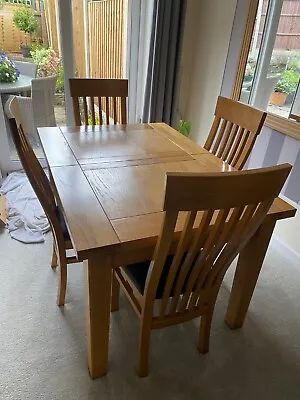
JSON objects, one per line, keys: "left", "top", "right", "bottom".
{"left": 55, "top": 206, "right": 70, "bottom": 241}
{"left": 123, "top": 253, "right": 197, "bottom": 299}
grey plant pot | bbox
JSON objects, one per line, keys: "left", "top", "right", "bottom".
{"left": 20, "top": 44, "right": 32, "bottom": 58}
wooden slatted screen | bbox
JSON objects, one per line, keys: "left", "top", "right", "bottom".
{"left": 88, "top": 0, "right": 125, "bottom": 80}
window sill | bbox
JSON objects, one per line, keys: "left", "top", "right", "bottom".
{"left": 265, "top": 112, "right": 300, "bottom": 140}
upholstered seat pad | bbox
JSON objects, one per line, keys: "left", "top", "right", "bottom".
{"left": 55, "top": 206, "right": 70, "bottom": 241}
{"left": 123, "top": 253, "right": 197, "bottom": 299}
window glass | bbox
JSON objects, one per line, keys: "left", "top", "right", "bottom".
{"left": 240, "top": 0, "right": 300, "bottom": 120}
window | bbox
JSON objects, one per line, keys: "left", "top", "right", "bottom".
{"left": 239, "top": 0, "right": 300, "bottom": 122}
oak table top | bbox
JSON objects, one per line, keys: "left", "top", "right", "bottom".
{"left": 38, "top": 122, "right": 296, "bottom": 380}
{"left": 38, "top": 122, "right": 295, "bottom": 261}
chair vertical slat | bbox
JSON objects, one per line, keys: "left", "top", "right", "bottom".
{"left": 90, "top": 97, "right": 96, "bottom": 125}
{"left": 221, "top": 124, "right": 239, "bottom": 161}
{"left": 121, "top": 97, "right": 127, "bottom": 124}
{"left": 143, "top": 211, "right": 179, "bottom": 304}
{"left": 227, "top": 127, "right": 245, "bottom": 165}
{"left": 72, "top": 97, "right": 81, "bottom": 126}
{"left": 106, "top": 97, "right": 110, "bottom": 125}
{"left": 216, "top": 122, "right": 234, "bottom": 158}
{"left": 98, "top": 97, "right": 103, "bottom": 125}
{"left": 159, "top": 211, "right": 197, "bottom": 319}
{"left": 83, "top": 97, "right": 89, "bottom": 126}
{"left": 187, "top": 207, "right": 245, "bottom": 310}
{"left": 169, "top": 210, "right": 215, "bottom": 316}
{"left": 207, "top": 203, "right": 265, "bottom": 288}
{"left": 234, "top": 133, "right": 256, "bottom": 170}
{"left": 178, "top": 208, "right": 230, "bottom": 313}
{"left": 231, "top": 130, "right": 250, "bottom": 168}
{"left": 113, "top": 97, "right": 117, "bottom": 124}
{"left": 212, "top": 119, "right": 227, "bottom": 155}
{"left": 203, "top": 117, "right": 221, "bottom": 151}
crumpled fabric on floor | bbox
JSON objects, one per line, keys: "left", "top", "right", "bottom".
{"left": 0, "top": 171, "right": 50, "bottom": 243}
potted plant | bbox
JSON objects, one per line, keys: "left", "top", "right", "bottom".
{"left": 0, "top": 52, "right": 20, "bottom": 83}
{"left": 13, "top": 6, "right": 38, "bottom": 58}
{"left": 270, "top": 70, "right": 299, "bottom": 106}
{"left": 178, "top": 120, "right": 191, "bottom": 137}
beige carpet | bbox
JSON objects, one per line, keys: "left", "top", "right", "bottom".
{"left": 0, "top": 228, "right": 300, "bottom": 399}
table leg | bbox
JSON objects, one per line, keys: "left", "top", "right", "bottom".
{"left": 85, "top": 253, "right": 113, "bottom": 379}
{"left": 225, "top": 219, "right": 276, "bottom": 329}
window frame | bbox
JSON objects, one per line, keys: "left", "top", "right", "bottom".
{"left": 232, "top": 0, "right": 300, "bottom": 140}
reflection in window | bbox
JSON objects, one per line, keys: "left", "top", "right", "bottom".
{"left": 240, "top": 0, "right": 300, "bottom": 120}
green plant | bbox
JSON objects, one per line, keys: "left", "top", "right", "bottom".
{"left": 244, "top": 60, "right": 256, "bottom": 81}
{"left": 275, "top": 70, "right": 300, "bottom": 94}
{"left": 88, "top": 113, "right": 100, "bottom": 125}
{"left": 30, "top": 46, "right": 64, "bottom": 92}
{"left": 13, "top": 6, "right": 38, "bottom": 45}
{"left": 178, "top": 120, "right": 191, "bottom": 137}
{"left": 287, "top": 56, "right": 300, "bottom": 72}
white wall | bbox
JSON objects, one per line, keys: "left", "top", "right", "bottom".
{"left": 275, "top": 207, "right": 300, "bottom": 256}
{"left": 178, "top": 0, "right": 238, "bottom": 145}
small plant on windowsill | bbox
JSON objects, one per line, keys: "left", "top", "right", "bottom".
{"left": 270, "top": 70, "right": 300, "bottom": 106}
{"left": 178, "top": 120, "right": 191, "bottom": 137}
{"left": 0, "top": 52, "right": 20, "bottom": 83}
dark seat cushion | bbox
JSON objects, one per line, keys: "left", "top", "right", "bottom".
{"left": 55, "top": 206, "right": 70, "bottom": 241}
{"left": 123, "top": 252, "right": 197, "bottom": 299}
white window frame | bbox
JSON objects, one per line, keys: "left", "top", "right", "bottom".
{"left": 0, "top": 0, "right": 75, "bottom": 176}
{"left": 232, "top": 0, "right": 300, "bottom": 140}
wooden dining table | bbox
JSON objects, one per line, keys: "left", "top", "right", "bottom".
{"left": 38, "top": 122, "right": 296, "bottom": 379}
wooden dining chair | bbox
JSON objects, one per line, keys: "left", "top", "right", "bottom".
{"left": 69, "top": 78, "right": 128, "bottom": 126}
{"left": 204, "top": 96, "right": 267, "bottom": 170}
{"left": 111, "top": 164, "right": 291, "bottom": 376}
{"left": 8, "top": 98, "right": 77, "bottom": 306}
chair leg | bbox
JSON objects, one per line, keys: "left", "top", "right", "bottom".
{"left": 111, "top": 271, "right": 120, "bottom": 312}
{"left": 137, "top": 318, "right": 152, "bottom": 377}
{"left": 198, "top": 307, "right": 215, "bottom": 354}
{"left": 51, "top": 244, "right": 58, "bottom": 269}
{"left": 57, "top": 263, "right": 67, "bottom": 307}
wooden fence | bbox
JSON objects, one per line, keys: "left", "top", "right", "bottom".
{"left": 44, "top": 0, "right": 58, "bottom": 52}
{"left": 44, "top": 0, "right": 125, "bottom": 79}
{"left": 0, "top": 4, "right": 34, "bottom": 53}
{"left": 88, "top": 0, "right": 125, "bottom": 79}
{"left": 257, "top": 0, "right": 300, "bottom": 50}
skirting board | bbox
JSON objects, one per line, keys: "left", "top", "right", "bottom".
{"left": 271, "top": 236, "right": 300, "bottom": 266}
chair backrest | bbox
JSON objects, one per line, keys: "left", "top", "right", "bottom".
{"left": 14, "top": 61, "right": 38, "bottom": 78}
{"left": 143, "top": 165, "right": 291, "bottom": 326}
{"left": 204, "top": 96, "right": 267, "bottom": 170}
{"left": 8, "top": 113, "right": 65, "bottom": 251}
{"left": 69, "top": 78, "right": 128, "bottom": 126}
{"left": 5, "top": 76, "right": 57, "bottom": 138}
{"left": 7, "top": 95, "right": 35, "bottom": 138}
{"left": 31, "top": 75, "right": 57, "bottom": 127}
